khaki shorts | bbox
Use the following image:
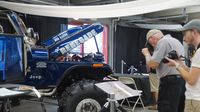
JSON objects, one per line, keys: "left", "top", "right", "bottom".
{"left": 149, "top": 73, "right": 159, "bottom": 92}
{"left": 185, "top": 99, "right": 200, "bottom": 112}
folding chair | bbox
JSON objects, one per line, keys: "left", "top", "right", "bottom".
{"left": 118, "top": 77, "right": 145, "bottom": 112}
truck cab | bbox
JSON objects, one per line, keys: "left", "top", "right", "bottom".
{"left": 0, "top": 11, "right": 113, "bottom": 112}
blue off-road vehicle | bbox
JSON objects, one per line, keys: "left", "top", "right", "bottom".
{"left": 0, "top": 11, "right": 113, "bottom": 112}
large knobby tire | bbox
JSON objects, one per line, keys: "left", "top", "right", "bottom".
{"left": 58, "top": 80, "right": 107, "bottom": 112}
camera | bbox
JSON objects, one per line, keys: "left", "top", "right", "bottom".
{"left": 145, "top": 42, "right": 154, "bottom": 54}
{"left": 162, "top": 50, "right": 179, "bottom": 63}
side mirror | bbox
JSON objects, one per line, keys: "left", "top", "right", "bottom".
{"left": 26, "top": 28, "right": 35, "bottom": 38}
{"left": 0, "top": 25, "right": 4, "bottom": 33}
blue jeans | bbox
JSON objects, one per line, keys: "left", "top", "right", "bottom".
{"left": 158, "top": 75, "right": 185, "bottom": 112}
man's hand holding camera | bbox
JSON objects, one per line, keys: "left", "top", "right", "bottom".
{"left": 142, "top": 48, "right": 152, "bottom": 64}
{"left": 164, "top": 50, "right": 184, "bottom": 69}
{"left": 165, "top": 57, "right": 182, "bottom": 69}
{"left": 142, "top": 48, "right": 150, "bottom": 56}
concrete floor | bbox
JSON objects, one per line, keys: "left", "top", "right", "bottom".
{"left": 12, "top": 97, "right": 157, "bottom": 112}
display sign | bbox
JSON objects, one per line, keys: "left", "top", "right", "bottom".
{"left": 95, "top": 81, "right": 142, "bottom": 101}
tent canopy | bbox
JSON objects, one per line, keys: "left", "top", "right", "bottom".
{"left": 0, "top": 0, "right": 200, "bottom": 18}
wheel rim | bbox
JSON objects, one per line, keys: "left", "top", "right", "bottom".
{"left": 76, "top": 98, "right": 101, "bottom": 112}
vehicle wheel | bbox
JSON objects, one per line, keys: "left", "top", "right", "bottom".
{"left": 58, "top": 79, "right": 107, "bottom": 112}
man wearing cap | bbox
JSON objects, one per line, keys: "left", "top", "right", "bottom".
{"left": 166, "top": 19, "right": 200, "bottom": 112}
{"left": 142, "top": 29, "right": 185, "bottom": 112}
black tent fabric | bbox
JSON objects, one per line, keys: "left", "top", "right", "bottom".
{"left": 114, "top": 25, "right": 183, "bottom": 73}
{"left": 22, "top": 14, "right": 67, "bottom": 45}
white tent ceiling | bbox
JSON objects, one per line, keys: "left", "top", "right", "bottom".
{"left": 0, "top": 0, "right": 200, "bottom": 18}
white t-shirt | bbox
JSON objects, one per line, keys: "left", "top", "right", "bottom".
{"left": 185, "top": 48, "right": 200, "bottom": 101}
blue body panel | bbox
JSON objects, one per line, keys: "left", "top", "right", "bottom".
{"left": 30, "top": 48, "right": 49, "bottom": 61}
{"left": 48, "top": 23, "right": 103, "bottom": 58}
{"left": 0, "top": 40, "right": 6, "bottom": 80}
{"left": 42, "top": 27, "right": 82, "bottom": 47}
{"left": 0, "top": 34, "right": 24, "bottom": 83}
{"left": 25, "top": 61, "right": 83, "bottom": 86}
{"left": 25, "top": 61, "right": 111, "bottom": 87}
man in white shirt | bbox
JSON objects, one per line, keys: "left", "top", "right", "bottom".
{"left": 166, "top": 19, "right": 200, "bottom": 112}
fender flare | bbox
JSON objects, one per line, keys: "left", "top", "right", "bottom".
{"left": 56, "top": 64, "right": 113, "bottom": 96}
